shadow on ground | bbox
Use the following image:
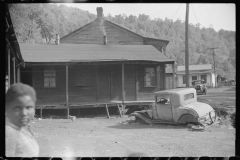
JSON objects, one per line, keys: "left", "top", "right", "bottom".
{"left": 108, "top": 122, "right": 188, "bottom": 130}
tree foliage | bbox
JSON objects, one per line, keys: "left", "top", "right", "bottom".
{"left": 9, "top": 4, "right": 235, "bottom": 80}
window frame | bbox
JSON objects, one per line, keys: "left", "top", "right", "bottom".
{"left": 144, "top": 67, "right": 157, "bottom": 87}
{"left": 200, "top": 75, "right": 207, "bottom": 83}
{"left": 44, "top": 69, "right": 56, "bottom": 88}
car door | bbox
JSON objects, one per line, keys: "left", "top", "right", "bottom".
{"left": 155, "top": 94, "right": 173, "bottom": 121}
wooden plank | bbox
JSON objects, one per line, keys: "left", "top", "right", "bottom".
{"left": 135, "top": 65, "right": 138, "bottom": 101}
{"left": 122, "top": 63, "right": 125, "bottom": 103}
{"left": 105, "top": 104, "right": 110, "bottom": 118}
{"left": 13, "top": 57, "right": 16, "bottom": 84}
{"left": 66, "top": 64, "right": 69, "bottom": 118}
{"left": 96, "top": 65, "right": 98, "bottom": 102}
{"left": 17, "top": 67, "right": 20, "bottom": 83}
{"left": 172, "top": 63, "right": 175, "bottom": 89}
{"left": 8, "top": 48, "right": 10, "bottom": 88}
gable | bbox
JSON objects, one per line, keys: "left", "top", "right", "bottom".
{"left": 60, "top": 19, "right": 143, "bottom": 45}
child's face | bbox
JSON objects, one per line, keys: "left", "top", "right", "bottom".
{"left": 6, "top": 95, "right": 35, "bottom": 128}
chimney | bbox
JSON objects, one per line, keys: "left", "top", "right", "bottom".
{"left": 55, "top": 34, "right": 60, "bottom": 45}
{"left": 103, "top": 35, "right": 107, "bottom": 45}
{"left": 97, "top": 7, "right": 103, "bottom": 19}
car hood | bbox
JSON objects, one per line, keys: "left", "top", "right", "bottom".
{"left": 181, "top": 102, "right": 214, "bottom": 117}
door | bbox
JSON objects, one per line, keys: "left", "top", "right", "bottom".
{"left": 155, "top": 94, "right": 173, "bottom": 121}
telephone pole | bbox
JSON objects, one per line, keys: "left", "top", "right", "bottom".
{"left": 208, "top": 47, "right": 218, "bottom": 88}
{"left": 185, "top": 3, "right": 190, "bottom": 87}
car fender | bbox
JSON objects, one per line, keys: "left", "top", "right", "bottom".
{"left": 178, "top": 113, "right": 199, "bottom": 125}
{"left": 129, "top": 112, "right": 153, "bottom": 124}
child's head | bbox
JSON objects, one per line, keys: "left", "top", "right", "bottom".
{"left": 6, "top": 83, "right": 37, "bottom": 128}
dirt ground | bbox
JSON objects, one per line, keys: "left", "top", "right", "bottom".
{"left": 31, "top": 86, "right": 235, "bottom": 157}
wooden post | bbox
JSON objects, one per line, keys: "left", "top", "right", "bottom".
{"left": 96, "top": 66, "right": 98, "bottom": 102}
{"left": 121, "top": 63, "right": 125, "bottom": 103}
{"left": 13, "top": 57, "right": 16, "bottom": 84}
{"left": 185, "top": 3, "right": 190, "bottom": 87}
{"left": 117, "top": 104, "right": 122, "bottom": 118}
{"left": 17, "top": 66, "right": 20, "bottom": 82}
{"left": 163, "top": 64, "right": 166, "bottom": 90}
{"left": 40, "top": 109, "right": 42, "bottom": 118}
{"left": 66, "top": 64, "right": 69, "bottom": 118}
{"left": 8, "top": 48, "right": 11, "bottom": 88}
{"left": 135, "top": 65, "right": 138, "bottom": 101}
{"left": 105, "top": 104, "right": 110, "bottom": 118}
{"left": 172, "top": 63, "right": 175, "bottom": 89}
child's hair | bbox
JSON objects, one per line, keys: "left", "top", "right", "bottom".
{"left": 6, "top": 83, "right": 36, "bottom": 106}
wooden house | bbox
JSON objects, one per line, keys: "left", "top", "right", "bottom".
{"left": 6, "top": 4, "right": 24, "bottom": 91}
{"left": 19, "top": 7, "right": 175, "bottom": 118}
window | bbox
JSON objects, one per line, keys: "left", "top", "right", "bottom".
{"left": 183, "top": 75, "right": 186, "bottom": 84}
{"left": 145, "top": 67, "right": 156, "bottom": 87}
{"left": 184, "top": 93, "right": 194, "bottom": 100}
{"left": 156, "top": 95, "right": 171, "bottom": 106}
{"left": 201, "top": 75, "right": 207, "bottom": 83}
{"left": 44, "top": 69, "right": 56, "bottom": 88}
{"left": 192, "top": 76, "right": 197, "bottom": 81}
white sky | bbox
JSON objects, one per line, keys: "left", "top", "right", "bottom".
{"left": 60, "top": 3, "right": 235, "bottom": 32}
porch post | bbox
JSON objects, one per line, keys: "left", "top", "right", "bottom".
{"left": 40, "top": 109, "right": 42, "bottom": 118}
{"left": 135, "top": 65, "right": 138, "bottom": 101}
{"left": 8, "top": 48, "right": 11, "bottom": 88}
{"left": 163, "top": 64, "right": 166, "bottom": 90}
{"left": 172, "top": 62, "right": 175, "bottom": 89}
{"left": 121, "top": 63, "right": 125, "bottom": 103}
{"left": 17, "top": 66, "right": 20, "bottom": 82}
{"left": 66, "top": 64, "right": 69, "bottom": 118}
{"left": 13, "top": 57, "right": 16, "bottom": 84}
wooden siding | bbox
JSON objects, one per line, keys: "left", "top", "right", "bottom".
{"left": 69, "top": 65, "right": 97, "bottom": 104}
{"left": 124, "top": 64, "right": 136, "bottom": 101}
{"left": 97, "top": 65, "right": 111, "bottom": 102}
{"left": 111, "top": 64, "right": 122, "bottom": 101}
{"left": 61, "top": 19, "right": 143, "bottom": 45}
{"left": 32, "top": 65, "right": 66, "bottom": 105}
{"left": 30, "top": 63, "right": 165, "bottom": 106}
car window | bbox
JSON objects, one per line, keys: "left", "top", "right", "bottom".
{"left": 156, "top": 95, "right": 171, "bottom": 106}
{"left": 184, "top": 93, "right": 194, "bottom": 101}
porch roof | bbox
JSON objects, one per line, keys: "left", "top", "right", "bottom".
{"left": 19, "top": 43, "right": 174, "bottom": 63}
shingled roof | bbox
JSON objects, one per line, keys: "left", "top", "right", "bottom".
{"left": 19, "top": 43, "right": 174, "bottom": 63}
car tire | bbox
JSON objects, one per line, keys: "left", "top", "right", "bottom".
{"left": 204, "top": 90, "right": 207, "bottom": 95}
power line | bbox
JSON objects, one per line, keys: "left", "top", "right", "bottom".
{"left": 191, "top": 4, "right": 199, "bottom": 24}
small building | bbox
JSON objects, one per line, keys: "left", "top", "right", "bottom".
{"left": 6, "top": 4, "right": 24, "bottom": 91}
{"left": 19, "top": 7, "right": 175, "bottom": 117}
{"left": 176, "top": 64, "right": 216, "bottom": 88}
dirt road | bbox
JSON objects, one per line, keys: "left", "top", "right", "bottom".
{"left": 32, "top": 87, "right": 235, "bottom": 157}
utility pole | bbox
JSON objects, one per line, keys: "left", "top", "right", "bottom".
{"left": 208, "top": 47, "right": 218, "bottom": 88}
{"left": 185, "top": 3, "right": 190, "bottom": 87}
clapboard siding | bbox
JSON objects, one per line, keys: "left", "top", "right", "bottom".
{"left": 33, "top": 65, "right": 66, "bottom": 105}
{"left": 111, "top": 64, "right": 122, "bottom": 101}
{"left": 125, "top": 64, "right": 136, "bottom": 101}
{"left": 68, "top": 65, "right": 97, "bottom": 104}
{"left": 61, "top": 19, "right": 143, "bottom": 45}
{"left": 97, "top": 65, "right": 111, "bottom": 102}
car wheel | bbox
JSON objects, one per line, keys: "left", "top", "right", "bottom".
{"left": 204, "top": 90, "right": 207, "bottom": 95}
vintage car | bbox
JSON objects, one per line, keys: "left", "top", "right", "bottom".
{"left": 129, "top": 88, "right": 217, "bottom": 126}
{"left": 192, "top": 80, "right": 207, "bottom": 95}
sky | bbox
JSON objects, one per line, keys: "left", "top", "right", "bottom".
{"left": 60, "top": 3, "right": 235, "bottom": 32}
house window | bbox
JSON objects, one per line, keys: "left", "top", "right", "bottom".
{"left": 44, "top": 69, "right": 56, "bottom": 88}
{"left": 201, "top": 75, "right": 207, "bottom": 83}
{"left": 183, "top": 75, "right": 186, "bottom": 84}
{"left": 192, "top": 76, "right": 197, "bottom": 81}
{"left": 145, "top": 67, "right": 156, "bottom": 87}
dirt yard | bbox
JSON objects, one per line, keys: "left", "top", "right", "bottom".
{"left": 31, "top": 87, "right": 235, "bottom": 157}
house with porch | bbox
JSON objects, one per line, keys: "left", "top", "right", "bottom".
{"left": 19, "top": 7, "right": 175, "bottom": 118}
{"left": 176, "top": 64, "right": 216, "bottom": 88}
